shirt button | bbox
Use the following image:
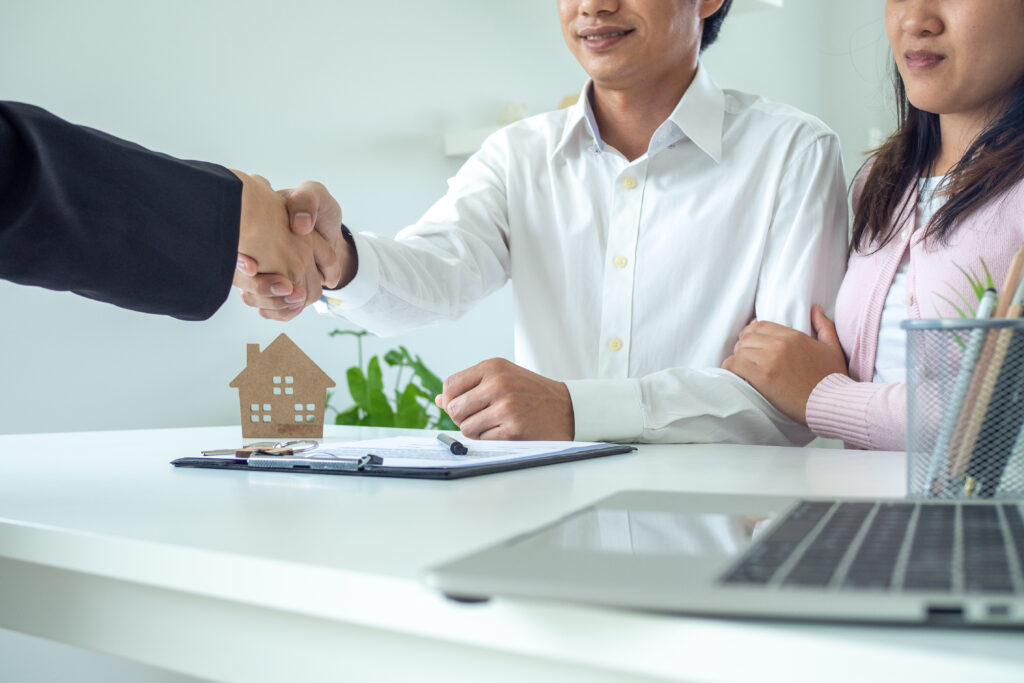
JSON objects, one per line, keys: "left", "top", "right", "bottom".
{"left": 906, "top": 294, "right": 914, "bottom": 306}
{"left": 623, "top": 176, "right": 637, "bottom": 190}
{"left": 613, "top": 256, "right": 628, "bottom": 269}
{"left": 901, "top": 229, "right": 909, "bottom": 240}
{"left": 608, "top": 338, "right": 623, "bottom": 351}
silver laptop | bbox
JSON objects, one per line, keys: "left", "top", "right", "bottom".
{"left": 425, "top": 491, "right": 1024, "bottom": 627}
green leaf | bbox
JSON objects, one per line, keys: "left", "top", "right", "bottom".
{"left": 405, "top": 384, "right": 431, "bottom": 400}
{"left": 367, "top": 385, "right": 395, "bottom": 427}
{"left": 981, "top": 259, "right": 996, "bottom": 291}
{"left": 383, "top": 349, "right": 404, "bottom": 366}
{"left": 347, "top": 366, "right": 370, "bottom": 411}
{"left": 335, "top": 405, "right": 361, "bottom": 425}
{"left": 936, "top": 294, "right": 969, "bottom": 320}
{"left": 395, "top": 384, "right": 428, "bottom": 428}
{"left": 367, "top": 356, "right": 385, "bottom": 396}
{"left": 401, "top": 346, "right": 444, "bottom": 396}
{"left": 955, "top": 264, "right": 985, "bottom": 303}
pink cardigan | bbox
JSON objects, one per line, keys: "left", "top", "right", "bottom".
{"left": 805, "top": 168, "right": 1024, "bottom": 450}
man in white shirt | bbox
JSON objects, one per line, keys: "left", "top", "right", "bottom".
{"left": 238, "top": 0, "right": 848, "bottom": 445}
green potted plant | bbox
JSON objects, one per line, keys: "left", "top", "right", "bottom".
{"left": 327, "top": 330, "right": 457, "bottom": 430}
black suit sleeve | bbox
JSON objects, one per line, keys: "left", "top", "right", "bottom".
{"left": 0, "top": 101, "right": 242, "bottom": 320}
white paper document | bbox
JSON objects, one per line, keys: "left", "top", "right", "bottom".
{"left": 307, "top": 435, "right": 612, "bottom": 469}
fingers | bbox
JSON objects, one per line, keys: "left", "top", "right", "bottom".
{"left": 283, "top": 181, "right": 342, "bottom": 241}
{"left": 439, "top": 362, "right": 490, "bottom": 409}
{"left": 738, "top": 319, "right": 789, "bottom": 340}
{"left": 437, "top": 360, "right": 510, "bottom": 436}
{"left": 236, "top": 253, "right": 259, "bottom": 277}
{"left": 434, "top": 366, "right": 487, "bottom": 437}
{"left": 301, "top": 249, "right": 324, "bottom": 307}
{"left": 234, "top": 258, "right": 298, "bottom": 299}
{"left": 253, "top": 297, "right": 306, "bottom": 322}
{"left": 233, "top": 268, "right": 303, "bottom": 301}
{"left": 722, "top": 352, "right": 758, "bottom": 379}
{"left": 240, "top": 286, "right": 306, "bottom": 311}
{"left": 311, "top": 231, "right": 342, "bottom": 289}
{"left": 444, "top": 386, "right": 493, "bottom": 429}
{"left": 282, "top": 181, "right": 356, "bottom": 289}
{"left": 436, "top": 359, "right": 574, "bottom": 440}
{"left": 234, "top": 267, "right": 307, "bottom": 319}
{"left": 459, "top": 407, "right": 508, "bottom": 440}
{"left": 811, "top": 304, "right": 841, "bottom": 348}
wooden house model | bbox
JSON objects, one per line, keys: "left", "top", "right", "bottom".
{"left": 229, "top": 333, "right": 335, "bottom": 439}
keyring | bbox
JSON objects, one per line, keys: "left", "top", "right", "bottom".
{"left": 270, "top": 439, "right": 319, "bottom": 453}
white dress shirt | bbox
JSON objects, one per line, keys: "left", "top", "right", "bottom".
{"left": 319, "top": 65, "right": 849, "bottom": 444}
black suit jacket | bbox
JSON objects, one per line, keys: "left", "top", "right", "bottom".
{"left": 0, "top": 102, "right": 241, "bottom": 320}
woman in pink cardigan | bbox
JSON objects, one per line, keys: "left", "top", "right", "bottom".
{"left": 723, "top": 0, "right": 1024, "bottom": 451}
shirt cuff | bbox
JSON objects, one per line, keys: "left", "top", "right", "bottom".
{"left": 805, "top": 373, "right": 877, "bottom": 448}
{"left": 564, "top": 378, "right": 645, "bottom": 442}
{"left": 316, "top": 230, "right": 380, "bottom": 311}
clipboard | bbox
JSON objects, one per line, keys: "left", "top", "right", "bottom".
{"left": 171, "top": 435, "right": 636, "bottom": 480}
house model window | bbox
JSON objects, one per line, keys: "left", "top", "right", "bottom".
{"left": 229, "top": 333, "right": 336, "bottom": 439}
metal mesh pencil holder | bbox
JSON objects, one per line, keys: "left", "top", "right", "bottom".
{"left": 904, "top": 319, "right": 1024, "bottom": 499}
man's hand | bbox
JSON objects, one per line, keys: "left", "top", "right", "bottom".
{"left": 434, "top": 358, "right": 575, "bottom": 440}
{"left": 231, "top": 171, "right": 324, "bottom": 316}
{"left": 234, "top": 180, "right": 356, "bottom": 321}
{"left": 721, "top": 305, "right": 849, "bottom": 426}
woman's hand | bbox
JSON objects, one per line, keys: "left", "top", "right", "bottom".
{"left": 722, "top": 305, "right": 849, "bottom": 426}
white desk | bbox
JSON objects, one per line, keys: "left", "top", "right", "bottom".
{"left": 0, "top": 426, "right": 1021, "bottom": 682}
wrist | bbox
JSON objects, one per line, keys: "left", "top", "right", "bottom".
{"left": 327, "top": 223, "right": 358, "bottom": 290}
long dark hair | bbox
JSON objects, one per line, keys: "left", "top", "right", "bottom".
{"left": 851, "top": 65, "right": 1024, "bottom": 252}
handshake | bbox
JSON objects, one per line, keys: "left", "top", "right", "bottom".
{"left": 230, "top": 171, "right": 353, "bottom": 321}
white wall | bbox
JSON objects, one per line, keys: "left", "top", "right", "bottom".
{"left": 0, "top": 0, "right": 892, "bottom": 438}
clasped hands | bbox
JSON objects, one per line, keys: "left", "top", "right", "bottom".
{"left": 231, "top": 174, "right": 575, "bottom": 440}
{"left": 231, "top": 172, "right": 356, "bottom": 320}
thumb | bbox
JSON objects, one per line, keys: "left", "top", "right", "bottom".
{"left": 281, "top": 185, "right": 319, "bottom": 236}
{"left": 811, "top": 304, "right": 840, "bottom": 348}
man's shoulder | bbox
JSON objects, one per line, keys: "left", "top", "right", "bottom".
{"left": 722, "top": 88, "right": 838, "bottom": 144}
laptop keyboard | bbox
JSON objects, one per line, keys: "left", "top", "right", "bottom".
{"left": 720, "top": 501, "right": 1024, "bottom": 594}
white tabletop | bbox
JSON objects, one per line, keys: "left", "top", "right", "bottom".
{"left": 1, "top": 426, "right": 1021, "bottom": 683}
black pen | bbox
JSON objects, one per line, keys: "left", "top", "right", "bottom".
{"left": 436, "top": 432, "right": 469, "bottom": 455}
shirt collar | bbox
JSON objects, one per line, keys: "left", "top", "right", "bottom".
{"left": 666, "top": 64, "right": 724, "bottom": 163}
{"left": 551, "top": 80, "right": 601, "bottom": 159}
{"left": 550, "top": 63, "right": 725, "bottom": 163}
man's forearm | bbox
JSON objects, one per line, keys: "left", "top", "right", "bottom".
{"left": 566, "top": 368, "right": 814, "bottom": 445}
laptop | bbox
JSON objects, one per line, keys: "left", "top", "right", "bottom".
{"left": 425, "top": 490, "right": 1024, "bottom": 628}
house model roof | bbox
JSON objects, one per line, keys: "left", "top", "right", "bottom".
{"left": 229, "top": 333, "right": 335, "bottom": 390}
